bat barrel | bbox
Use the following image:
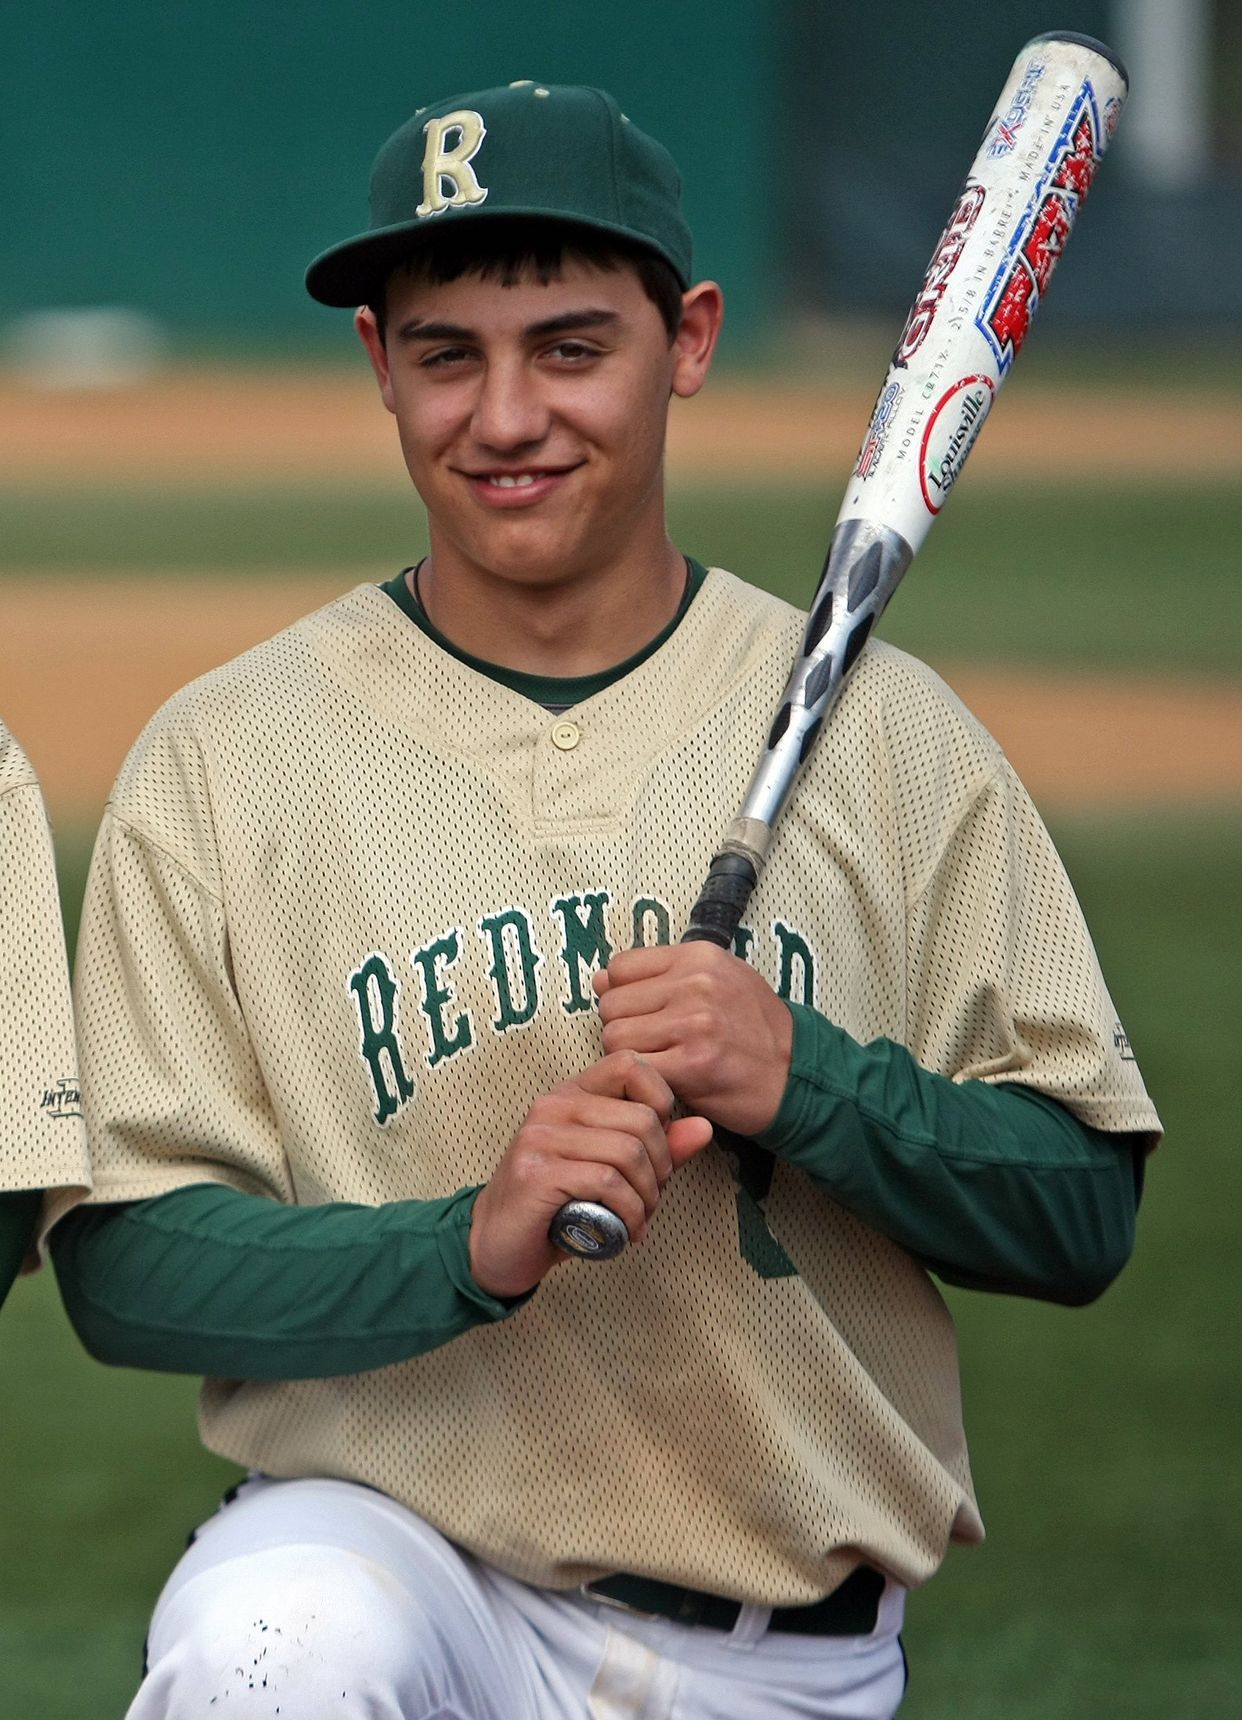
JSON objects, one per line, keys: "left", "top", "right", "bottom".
{"left": 1027, "top": 31, "right": 1128, "bottom": 87}
{"left": 836, "top": 32, "right": 1129, "bottom": 567}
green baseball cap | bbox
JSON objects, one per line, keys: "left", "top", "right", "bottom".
{"left": 305, "top": 80, "right": 693, "bottom": 306}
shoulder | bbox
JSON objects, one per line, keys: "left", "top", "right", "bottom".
{"left": 781, "top": 633, "right": 1010, "bottom": 896}
{"left": 105, "top": 583, "right": 397, "bottom": 863}
{"left": 0, "top": 718, "right": 40, "bottom": 800}
{"left": 112, "top": 584, "right": 396, "bottom": 770}
{"left": 678, "top": 567, "right": 809, "bottom": 707}
{"left": 848, "top": 640, "right": 1007, "bottom": 819}
{"left": 698, "top": 570, "right": 994, "bottom": 754}
{"left": 845, "top": 639, "right": 1004, "bottom": 778}
{"left": 695, "top": 568, "right": 1005, "bottom": 810}
{"left": 128, "top": 583, "right": 393, "bottom": 733}
{"left": 696, "top": 566, "right": 806, "bottom": 655}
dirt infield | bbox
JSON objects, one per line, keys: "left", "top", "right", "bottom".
{"left": 5, "top": 577, "right": 1240, "bottom": 825}
{"left": 2, "top": 368, "right": 1239, "bottom": 824}
{"left": 3, "top": 368, "right": 1241, "bottom": 487}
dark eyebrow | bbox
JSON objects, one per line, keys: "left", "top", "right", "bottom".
{"left": 394, "top": 308, "right": 621, "bottom": 344}
{"left": 525, "top": 308, "right": 620, "bottom": 339}
{"left": 394, "top": 317, "right": 475, "bottom": 344}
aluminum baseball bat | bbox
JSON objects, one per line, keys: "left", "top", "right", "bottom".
{"left": 551, "top": 31, "right": 1128, "bottom": 1262}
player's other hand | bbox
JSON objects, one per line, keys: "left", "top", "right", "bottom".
{"left": 595, "top": 944, "right": 794, "bottom": 1139}
{"left": 468, "top": 1050, "right": 712, "bottom": 1299}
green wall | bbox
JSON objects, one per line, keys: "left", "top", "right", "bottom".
{"left": 1, "top": 0, "right": 777, "bottom": 355}
{"left": 5, "top": 1, "right": 1234, "bottom": 356}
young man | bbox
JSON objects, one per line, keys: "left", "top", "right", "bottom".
{"left": 0, "top": 719, "right": 88, "bottom": 1308}
{"left": 51, "top": 82, "right": 1160, "bottom": 1718}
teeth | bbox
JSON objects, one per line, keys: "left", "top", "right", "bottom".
{"left": 491, "top": 473, "right": 540, "bottom": 488}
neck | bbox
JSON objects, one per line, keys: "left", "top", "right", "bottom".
{"left": 415, "top": 539, "right": 689, "bottom": 676}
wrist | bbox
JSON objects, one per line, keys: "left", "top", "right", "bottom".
{"left": 752, "top": 1001, "right": 848, "bottom": 1154}
{"left": 732, "top": 995, "right": 795, "bottom": 1136}
{"left": 465, "top": 1183, "right": 546, "bottom": 1302}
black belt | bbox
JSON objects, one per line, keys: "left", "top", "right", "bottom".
{"left": 584, "top": 1564, "right": 885, "bottom": 1636}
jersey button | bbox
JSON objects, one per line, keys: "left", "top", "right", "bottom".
{"left": 550, "top": 721, "right": 581, "bottom": 752}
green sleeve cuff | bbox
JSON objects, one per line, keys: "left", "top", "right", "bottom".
{"left": 434, "top": 1186, "right": 537, "bottom": 1320}
{"left": 755, "top": 1001, "right": 864, "bottom": 1165}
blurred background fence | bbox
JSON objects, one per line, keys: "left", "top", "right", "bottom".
{"left": 3, "top": 0, "right": 1240, "bottom": 361}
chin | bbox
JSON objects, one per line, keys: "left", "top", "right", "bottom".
{"left": 470, "top": 531, "right": 589, "bottom": 588}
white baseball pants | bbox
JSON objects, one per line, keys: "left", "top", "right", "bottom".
{"left": 127, "top": 1476, "right": 907, "bottom": 1719}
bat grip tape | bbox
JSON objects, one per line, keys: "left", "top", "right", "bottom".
{"left": 681, "top": 852, "right": 758, "bottom": 950}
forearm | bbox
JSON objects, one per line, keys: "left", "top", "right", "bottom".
{"left": 51, "top": 1181, "right": 530, "bottom": 1379}
{"left": 756, "top": 1003, "right": 1141, "bottom": 1304}
{"left": 0, "top": 1189, "right": 41, "bottom": 1308}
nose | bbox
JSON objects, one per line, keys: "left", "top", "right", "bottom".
{"left": 470, "top": 357, "right": 549, "bottom": 452}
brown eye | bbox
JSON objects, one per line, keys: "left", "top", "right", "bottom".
{"left": 420, "top": 346, "right": 472, "bottom": 369}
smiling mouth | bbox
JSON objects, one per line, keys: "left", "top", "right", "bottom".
{"left": 463, "top": 466, "right": 581, "bottom": 502}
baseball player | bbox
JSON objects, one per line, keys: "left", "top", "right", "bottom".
{"left": 0, "top": 718, "right": 88, "bottom": 1308}
{"left": 50, "top": 83, "right": 1160, "bottom": 1718}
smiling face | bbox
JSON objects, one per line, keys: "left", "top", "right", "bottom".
{"left": 355, "top": 250, "right": 722, "bottom": 667}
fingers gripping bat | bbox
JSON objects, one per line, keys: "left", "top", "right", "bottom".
{"left": 550, "top": 31, "right": 1129, "bottom": 1262}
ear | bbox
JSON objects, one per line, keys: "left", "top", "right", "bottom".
{"left": 354, "top": 306, "right": 396, "bottom": 413}
{"left": 670, "top": 282, "right": 725, "bottom": 400}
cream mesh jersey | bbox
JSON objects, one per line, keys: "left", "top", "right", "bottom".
{"left": 1, "top": 721, "right": 89, "bottom": 1246}
{"left": 67, "top": 572, "right": 1158, "bottom": 1601}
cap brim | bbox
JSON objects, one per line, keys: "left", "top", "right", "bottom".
{"left": 305, "top": 208, "right": 690, "bottom": 306}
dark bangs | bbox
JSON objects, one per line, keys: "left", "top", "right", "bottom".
{"left": 369, "top": 218, "right": 684, "bottom": 342}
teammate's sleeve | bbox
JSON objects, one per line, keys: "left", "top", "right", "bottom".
{"left": 0, "top": 729, "right": 90, "bottom": 1282}
{"left": 755, "top": 1008, "right": 1142, "bottom": 1303}
{"left": 52, "top": 1182, "right": 529, "bottom": 1378}
{"left": 1, "top": 1190, "right": 42, "bottom": 1308}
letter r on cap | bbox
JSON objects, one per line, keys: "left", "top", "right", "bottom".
{"left": 417, "top": 111, "right": 489, "bottom": 217}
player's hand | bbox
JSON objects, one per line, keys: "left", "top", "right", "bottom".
{"left": 468, "top": 1050, "right": 713, "bottom": 1299}
{"left": 594, "top": 944, "right": 794, "bottom": 1138}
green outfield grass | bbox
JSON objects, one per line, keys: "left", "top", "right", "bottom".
{"left": 901, "top": 811, "right": 1242, "bottom": 1717}
{"left": 2, "top": 809, "right": 1238, "bottom": 1717}
{"left": 2, "top": 480, "right": 1241, "bottom": 675}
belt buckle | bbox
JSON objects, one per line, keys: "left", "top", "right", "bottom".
{"left": 580, "top": 1581, "right": 663, "bottom": 1622}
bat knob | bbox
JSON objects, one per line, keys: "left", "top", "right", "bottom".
{"left": 548, "top": 1200, "right": 629, "bottom": 1261}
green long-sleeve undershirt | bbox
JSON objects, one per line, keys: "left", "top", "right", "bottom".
{"left": 52, "top": 1009, "right": 1142, "bottom": 1381}
{"left": 53, "top": 1184, "right": 527, "bottom": 1378}
{"left": 758, "top": 1003, "right": 1143, "bottom": 1301}
{"left": 0, "top": 1189, "right": 40, "bottom": 1309}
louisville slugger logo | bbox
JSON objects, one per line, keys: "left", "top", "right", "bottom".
{"left": 919, "top": 375, "right": 994, "bottom": 513}
{"left": 978, "top": 86, "right": 1105, "bottom": 370}
{"left": 893, "top": 184, "right": 985, "bottom": 366}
